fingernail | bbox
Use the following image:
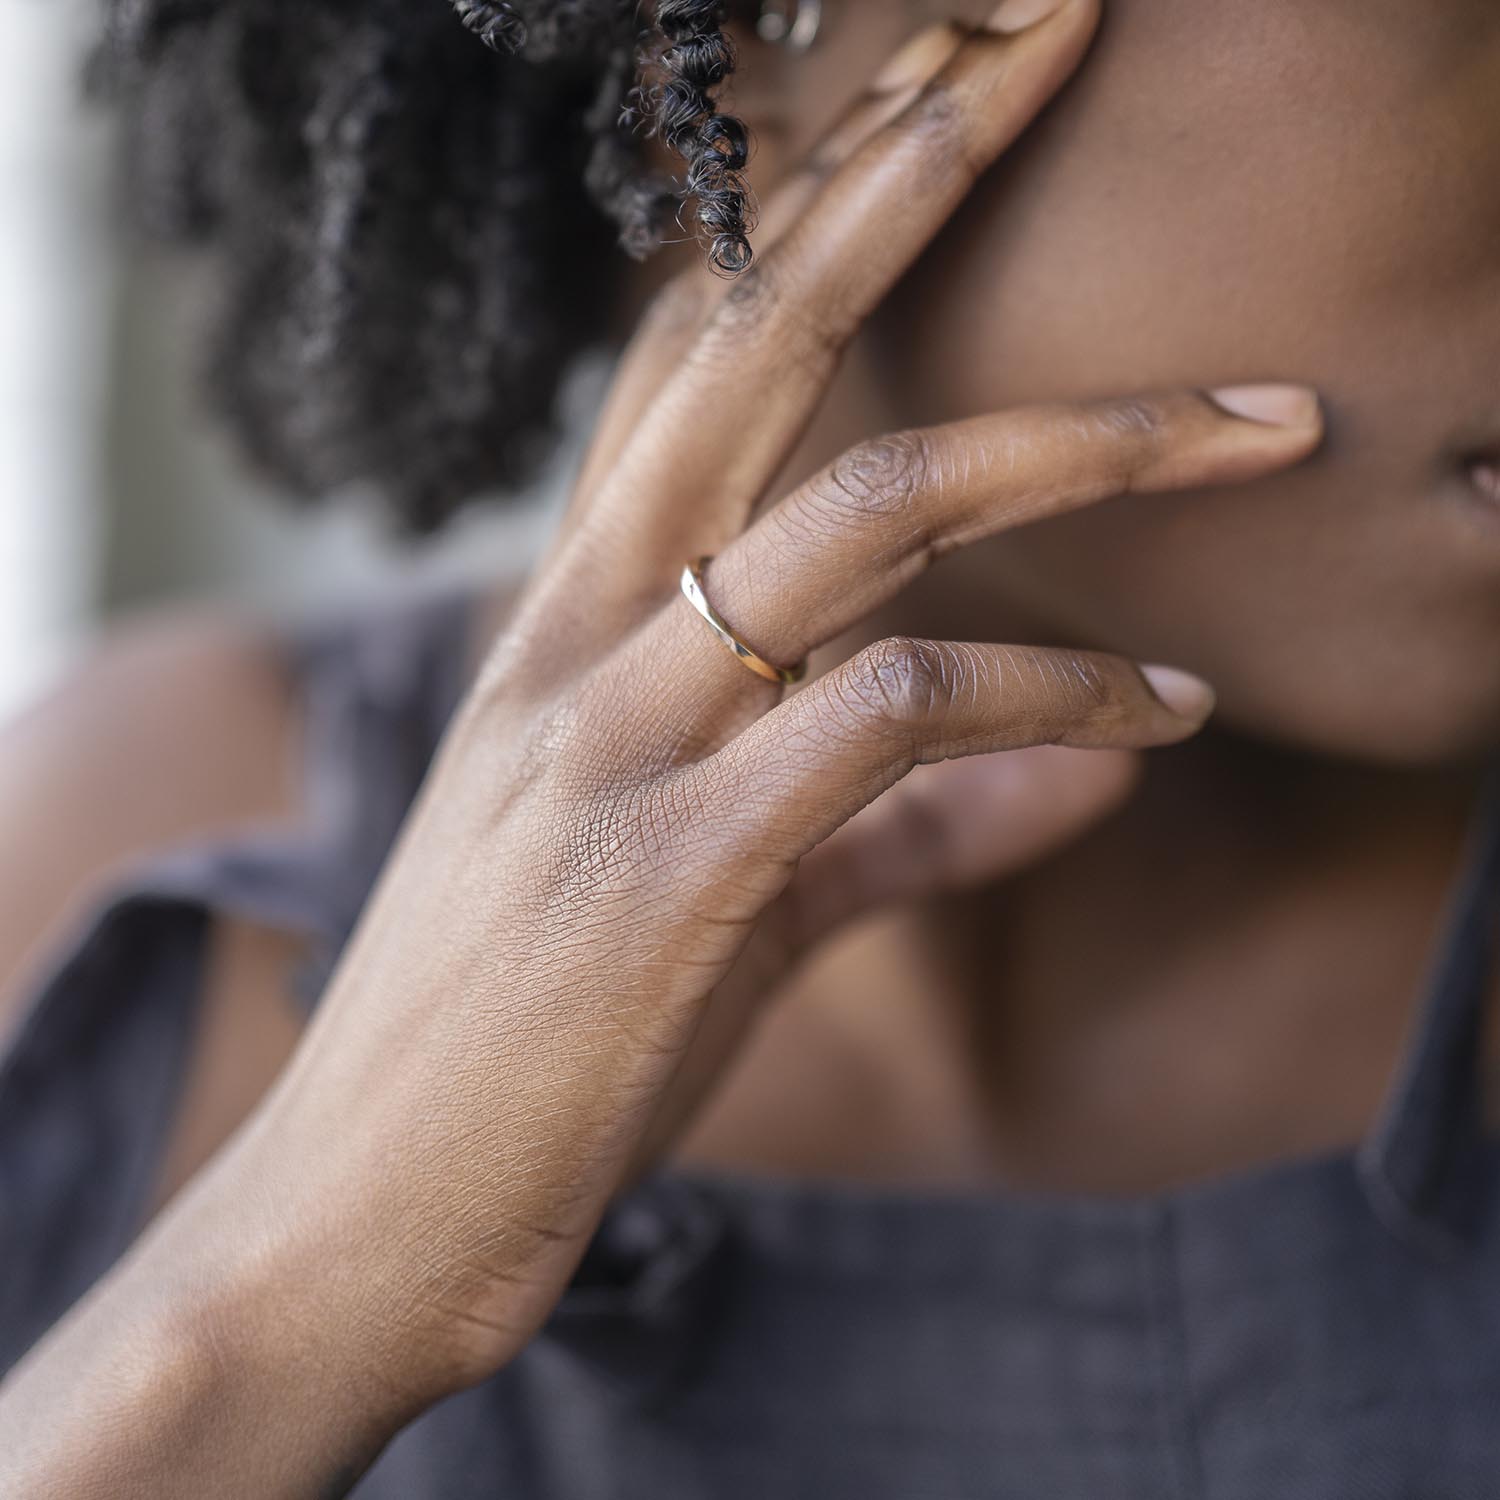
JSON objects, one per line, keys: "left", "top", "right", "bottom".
{"left": 873, "top": 23, "right": 963, "bottom": 93}
{"left": 1140, "top": 664, "right": 1217, "bottom": 722}
{"left": 1207, "top": 383, "right": 1320, "bottom": 427}
{"left": 987, "top": 0, "right": 1069, "bottom": 34}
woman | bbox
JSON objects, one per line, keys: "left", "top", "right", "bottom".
{"left": 3, "top": 0, "right": 1499, "bottom": 1492}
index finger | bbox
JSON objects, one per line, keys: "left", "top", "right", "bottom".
{"left": 563, "top": 23, "right": 968, "bottom": 519}
{"left": 570, "top": 0, "right": 1103, "bottom": 589}
{"left": 714, "top": 0, "right": 1099, "bottom": 388}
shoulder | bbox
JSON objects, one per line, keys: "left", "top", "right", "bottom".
{"left": 0, "top": 607, "right": 300, "bottom": 1026}
{"left": 0, "top": 576, "right": 526, "bottom": 1033}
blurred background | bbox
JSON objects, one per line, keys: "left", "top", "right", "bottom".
{"left": 0, "top": 0, "right": 587, "bottom": 720}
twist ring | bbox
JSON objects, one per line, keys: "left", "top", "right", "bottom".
{"left": 680, "top": 556, "right": 808, "bottom": 686}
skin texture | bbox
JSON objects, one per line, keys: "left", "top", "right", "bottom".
{"left": 0, "top": 6, "right": 1340, "bottom": 1491}
{"left": 0, "top": 0, "right": 1496, "bottom": 1493}
{"left": 0, "top": 616, "right": 300, "bottom": 1021}
{"left": 744, "top": 0, "right": 1500, "bottom": 763}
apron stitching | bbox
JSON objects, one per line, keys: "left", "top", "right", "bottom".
{"left": 1143, "top": 1201, "right": 1207, "bottom": 1500}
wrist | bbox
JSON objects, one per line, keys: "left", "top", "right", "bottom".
{"left": 0, "top": 1219, "right": 415, "bottom": 1500}
{"left": 144, "top": 1160, "right": 470, "bottom": 1422}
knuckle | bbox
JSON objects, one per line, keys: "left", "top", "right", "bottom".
{"left": 696, "top": 258, "right": 844, "bottom": 379}
{"left": 705, "top": 259, "right": 783, "bottom": 339}
{"left": 896, "top": 83, "right": 971, "bottom": 173}
{"left": 1087, "top": 398, "right": 1171, "bottom": 481}
{"left": 696, "top": 252, "right": 864, "bottom": 375}
{"left": 810, "top": 431, "right": 937, "bottom": 528}
{"left": 1054, "top": 650, "right": 1116, "bottom": 713}
{"left": 1007, "top": 647, "right": 1117, "bottom": 729}
{"left": 1096, "top": 397, "right": 1169, "bottom": 441}
{"left": 840, "top": 634, "right": 952, "bottom": 733}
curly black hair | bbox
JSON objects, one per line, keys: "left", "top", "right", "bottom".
{"left": 92, "top": 0, "right": 756, "bottom": 530}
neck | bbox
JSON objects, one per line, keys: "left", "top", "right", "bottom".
{"left": 673, "top": 355, "right": 1499, "bottom": 1192}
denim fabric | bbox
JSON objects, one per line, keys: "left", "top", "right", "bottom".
{"left": 3, "top": 586, "right": 1499, "bottom": 1499}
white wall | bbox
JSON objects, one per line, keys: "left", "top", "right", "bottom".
{"left": 0, "top": 0, "right": 112, "bottom": 717}
{"left": 0, "top": 1, "right": 588, "bottom": 722}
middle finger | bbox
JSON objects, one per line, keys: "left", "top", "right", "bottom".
{"left": 563, "top": 0, "right": 1104, "bottom": 606}
{"left": 619, "top": 385, "right": 1322, "bottom": 757}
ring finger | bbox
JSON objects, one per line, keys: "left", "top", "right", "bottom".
{"left": 543, "top": 0, "right": 1104, "bottom": 636}
{"left": 621, "top": 384, "right": 1322, "bottom": 754}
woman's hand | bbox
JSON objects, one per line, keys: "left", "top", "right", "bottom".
{"left": 0, "top": 1, "right": 1323, "bottom": 1493}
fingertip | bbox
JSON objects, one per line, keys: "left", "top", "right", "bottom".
{"left": 987, "top": 0, "right": 1068, "bottom": 32}
{"left": 986, "top": 0, "right": 1101, "bottom": 37}
{"left": 1207, "top": 383, "right": 1321, "bottom": 430}
{"left": 1139, "top": 663, "right": 1217, "bottom": 724}
{"left": 872, "top": 23, "right": 965, "bottom": 94}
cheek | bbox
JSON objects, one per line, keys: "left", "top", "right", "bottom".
{"left": 969, "top": 457, "right": 1500, "bottom": 765}
{"left": 872, "top": 121, "right": 1488, "bottom": 428}
{"left": 865, "top": 0, "right": 1500, "bottom": 423}
{"left": 855, "top": 22, "right": 1500, "bottom": 766}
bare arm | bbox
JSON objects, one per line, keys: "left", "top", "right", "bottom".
{"left": 0, "top": 611, "right": 300, "bottom": 1037}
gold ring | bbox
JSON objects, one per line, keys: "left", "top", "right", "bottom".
{"left": 680, "top": 556, "right": 808, "bottom": 686}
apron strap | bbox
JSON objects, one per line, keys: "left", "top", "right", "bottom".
{"left": 1357, "top": 756, "right": 1500, "bottom": 1257}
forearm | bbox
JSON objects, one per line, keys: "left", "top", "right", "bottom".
{"left": 0, "top": 1194, "right": 432, "bottom": 1499}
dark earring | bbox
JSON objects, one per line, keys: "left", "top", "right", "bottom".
{"left": 756, "top": 0, "right": 824, "bottom": 52}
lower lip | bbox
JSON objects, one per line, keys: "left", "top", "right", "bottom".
{"left": 1470, "top": 459, "right": 1500, "bottom": 505}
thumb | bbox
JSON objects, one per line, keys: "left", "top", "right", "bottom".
{"left": 780, "top": 745, "right": 1143, "bottom": 947}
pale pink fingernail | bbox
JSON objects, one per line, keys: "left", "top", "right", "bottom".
{"left": 987, "top": 0, "right": 1069, "bottom": 34}
{"left": 1207, "top": 384, "right": 1321, "bottom": 427}
{"left": 1140, "top": 664, "right": 1217, "bottom": 722}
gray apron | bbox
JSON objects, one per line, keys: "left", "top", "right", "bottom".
{"left": 4, "top": 587, "right": 1499, "bottom": 1498}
